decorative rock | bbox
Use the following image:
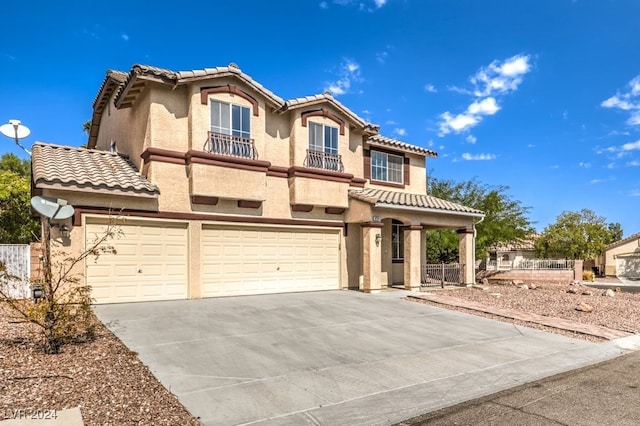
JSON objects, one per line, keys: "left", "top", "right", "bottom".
{"left": 576, "top": 302, "right": 594, "bottom": 312}
{"left": 570, "top": 280, "right": 581, "bottom": 286}
{"left": 567, "top": 287, "right": 578, "bottom": 294}
{"left": 528, "top": 283, "right": 538, "bottom": 290}
{"left": 490, "top": 293, "right": 502, "bottom": 298}
{"left": 603, "top": 289, "right": 615, "bottom": 297}
{"left": 512, "top": 280, "right": 524, "bottom": 286}
{"left": 581, "top": 290, "right": 593, "bottom": 296}
{"left": 520, "top": 284, "right": 529, "bottom": 290}
{"left": 481, "top": 278, "right": 489, "bottom": 286}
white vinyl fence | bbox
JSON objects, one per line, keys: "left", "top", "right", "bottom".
{"left": 0, "top": 244, "right": 31, "bottom": 299}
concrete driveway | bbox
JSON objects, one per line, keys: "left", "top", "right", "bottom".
{"left": 95, "top": 290, "right": 634, "bottom": 426}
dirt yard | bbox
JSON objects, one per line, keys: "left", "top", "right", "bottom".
{"left": 0, "top": 303, "right": 200, "bottom": 425}
{"left": 412, "top": 279, "right": 640, "bottom": 342}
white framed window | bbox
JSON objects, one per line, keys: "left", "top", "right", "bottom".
{"left": 392, "top": 220, "right": 404, "bottom": 261}
{"left": 211, "top": 100, "right": 251, "bottom": 140}
{"left": 371, "top": 151, "right": 403, "bottom": 184}
{"left": 309, "top": 122, "right": 338, "bottom": 154}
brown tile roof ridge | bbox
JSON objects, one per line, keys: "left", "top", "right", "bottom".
{"left": 367, "top": 135, "right": 438, "bottom": 157}
{"left": 606, "top": 232, "right": 640, "bottom": 250}
{"left": 31, "top": 143, "right": 159, "bottom": 197}
{"left": 280, "top": 91, "right": 378, "bottom": 131}
{"left": 348, "top": 187, "right": 484, "bottom": 216}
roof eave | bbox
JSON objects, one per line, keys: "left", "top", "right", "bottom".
{"left": 374, "top": 202, "right": 485, "bottom": 218}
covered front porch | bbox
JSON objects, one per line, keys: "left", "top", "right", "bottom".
{"left": 346, "top": 188, "right": 485, "bottom": 293}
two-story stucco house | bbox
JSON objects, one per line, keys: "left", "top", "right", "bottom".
{"left": 31, "top": 63, "right": 483, "bottom": 304}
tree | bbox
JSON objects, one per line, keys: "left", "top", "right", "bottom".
{"left": 0, "top": 166, "right": 40, "bottom": 244}
{"left": 0, "top": 152, "right": 31, "bottom": 177}
{"left": 82, "top": 119, "right": 91, "bottom": 135}
{"left": 535, "top": 209, "right": 623, "bottom": 260}
{"left": 426, "top": 176, "right": 534, "bottom": 262}
{"left": 0, "top": 218, "right": 120, "bottom": 354}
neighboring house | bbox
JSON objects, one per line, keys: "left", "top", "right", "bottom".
{"left": 31, "top": 63, "right": 483, "bottom": 304}
{"left": 487, "top": 235, "right": 538, "bottom": 268}
{"left": 597, "top": 232, "right": 640, "bottom": 278}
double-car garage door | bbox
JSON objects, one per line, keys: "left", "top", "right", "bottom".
{"left": 86, "top": 219, "right": 340, "bottom": 304}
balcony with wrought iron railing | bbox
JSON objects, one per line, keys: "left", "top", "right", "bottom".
{"left": 203, "top": 131, "right": 258, "bottom": 160}
{"left": 303, "top": 149, "right": 344, "bottom": 172}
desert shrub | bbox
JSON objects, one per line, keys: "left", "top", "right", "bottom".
{"left": 582, "top": 270, "right": 595, "bottom": 282}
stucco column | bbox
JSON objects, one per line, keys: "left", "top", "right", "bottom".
{"left": 457, "top": 227, "right": 475, "bottom": 285}
{"left": 403, "top": 225, "right": 423, "bottom": 290}
{"left": 361, "top": 222, "right": 384, "bottom": 293}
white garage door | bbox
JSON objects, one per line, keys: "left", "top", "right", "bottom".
{"left": 616, "top": 255, "right": 640, "bottom": 278}
{"left": 201, "top": 226, "right": 339, "bottom": 297}
{"left": 86, "top": 219, "right": 188, "bottom": 304}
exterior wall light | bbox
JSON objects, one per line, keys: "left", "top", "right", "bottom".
{"left": 375, "top": 233, "right": 382, "bottom": 247}
{"left": 31, "top": 283, "right": 44, "bottom": 301}
{"left": 59, "top": 224, "right": 71, "bottom": 239}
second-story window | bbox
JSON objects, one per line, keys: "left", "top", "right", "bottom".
{"left": 208, "top": 100, "right": 256, "bottom": 158}
{"left": 371, "top": 151, "right": 403, "bottom": 184}
{"left": 307, "top": 122, "right": 342, "bottom": 171}
{"left": 211, "top": 100, "right": 251, "bottom": 140}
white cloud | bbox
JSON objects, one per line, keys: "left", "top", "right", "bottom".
{"left": 550, "top": 164, "right": 560, "bottom": 169}
{"left": 562, "top": 110, "right": 568, "bottom": 120}
{"left": 121, "top": 33, "right": 129, "bottom": 41}
{"left": 424, "top": 84, "right": 437, "bottom": 93}
{"left": 467, "top": 97, "right": 500, "bottom": 116}
{"left": 607, "top": 162, "right": 616, "bottom": 169}
{"left": 466, "top": 134, "right": 477, "bottom": 144}
{"left": 470, "top": 54, "right": 532, "bottom": 97}
{"left": 590, "top": 179, "right": 603, "bottom": 184}
{"left": 601, "top": 75, "right": 640, "bottom": 127}
{"left": 627, "top": 160, "right": 640, "bottom": 166}
{"left": 324, "top": 59, "right": 362, "bottom": 96}
{"left": 578, "top": 162, "right": 591, "bottom": 168}
{"left": 376, "top": 51, "right": 388, "bottom": 64}
{"left": 622, "top": 140, "right": 640, "bottom": 151}
{"left": 437, "top": 54, "right": 531, "bottom": 136}
{"left": 528, "top": 144, "right": 535, "bottom": 148}
{"left": 385, "top": 119, "right": 396, "bottom": 125}
{"left": 319, "top": 1, "right": 328, "bottom": 8}
{"left": 373, "top": 0, "right": 387, "bottom": 7}
{"left": 601, "top": 96, "right": 635, "bottom": 110}
{"left": 461, "top": 152, "right": 496, "bottom": 161}
{"left": 393, "top": 128, "right": 406, "bottom": 137}
{"left": 438, "top": 112, "right": 479, "bottom": 136}
{"left": 331, "top": 0, "right": 388, "bottom": 11}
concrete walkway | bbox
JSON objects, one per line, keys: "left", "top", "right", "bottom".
{"left": 95, "top": 290, "right": 639, "bottom": 426}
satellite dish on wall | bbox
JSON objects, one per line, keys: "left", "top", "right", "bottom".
{"left": 31, "top": 196, "right": 75, "bottom": 220}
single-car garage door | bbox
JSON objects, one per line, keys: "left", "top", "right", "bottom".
{"left": 201, "top": 226, "right": 339, "bottom": 297}
{"left": 86, "top": 219, "right": 188, "bottom": 304}
{"left": 616, "top": 254, "right": 640, "bottom": 279}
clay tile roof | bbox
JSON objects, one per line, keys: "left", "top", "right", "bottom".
{"left": 32, "top": 143, "right": 159, "bottom": 198}
{"left": 280, "top": 92, "right": 379, "bottom": 131}
{"left": 349, "top": 187, "right": 483, "bottom": 216}
{"left": 606, "top": 232, "right": 640, "bottom": 250}
{"left": 366, "top": 135, "right": 438, "bottom": 157}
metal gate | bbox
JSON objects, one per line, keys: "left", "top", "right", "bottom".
{"left": 0, "top": 244, "right": 31, "bottom": 299}
{"left": 421, "top": 263, "right": 464, "bottom": 288}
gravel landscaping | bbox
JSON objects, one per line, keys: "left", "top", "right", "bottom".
{"left": 412, "top": 279, "right": 640, "bottom": 342}
{"left": 0, "top": 303, "right": 200, "bottom": 425}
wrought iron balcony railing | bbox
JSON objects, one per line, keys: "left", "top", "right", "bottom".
{"left": 303, "top": 149, "right": 344, "bottom": 172}
{"left": 203, "top": 131, "right": 258, "bottom": 160}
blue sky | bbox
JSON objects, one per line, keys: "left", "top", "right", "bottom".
{"left": 1, "top": 0, "right": 639, "bottom": 236}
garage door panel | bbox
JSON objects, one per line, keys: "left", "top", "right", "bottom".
{"left": 86, "top": 221, "right": 188, "bottom": 304}
{"left": 202, "top": 226, "right": 339, "bottom": 298}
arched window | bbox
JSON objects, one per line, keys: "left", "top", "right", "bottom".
{"left": 502, "top": 254, "right": 510, "bottom": 261}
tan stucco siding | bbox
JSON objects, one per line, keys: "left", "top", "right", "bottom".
{"left": 95, "top": 89, "right": 152, "bottom": 171}
{"left": 605, "top": 238, "right": 640, "bottom": 275}
{"left": 148, "top": 86, "right": 189, "bottom": 152}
